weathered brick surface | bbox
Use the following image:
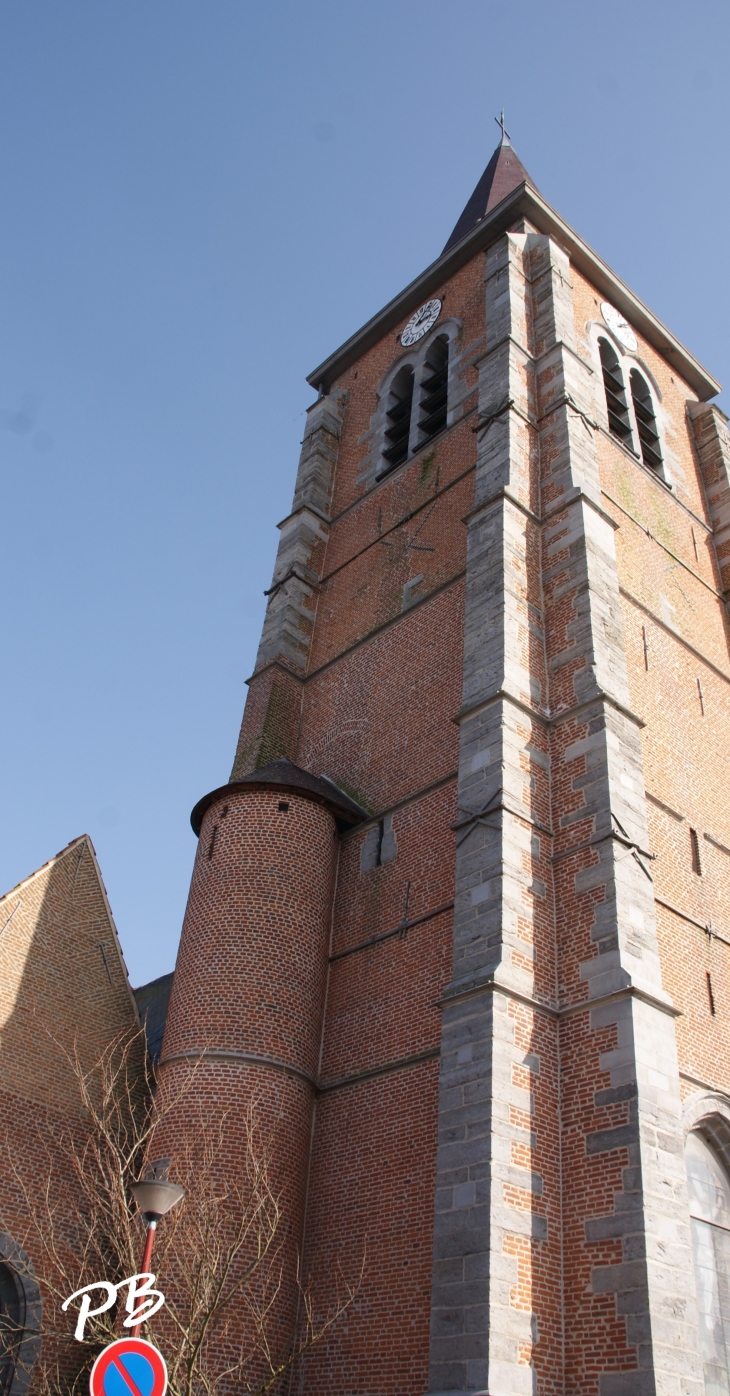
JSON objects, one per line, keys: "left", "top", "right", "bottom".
{"left": 308, "top": 457, "right": 471, "bottom": 674}
{"left": 299, "top": 1061, "right": 441, "bottom": 1396}
{"left": 299, "top": 582, "right": 464, "bottom": 815}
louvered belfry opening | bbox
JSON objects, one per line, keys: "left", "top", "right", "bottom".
{"left": 418, "top": 335, "right": 449, "bottom": 443}
{"left": 599, "top": 338, "right": 633, "bottom": 448}
{"left": 630, "top": 369, "right": 663, "bottom": 472}
{"left": 382, "top": 364, "right": 415, "bottom": 471}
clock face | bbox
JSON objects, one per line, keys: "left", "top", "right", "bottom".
{"left": 601, "top": 301, "right": 637, "bottom": 352}
{"left": 401, "top": 299, "right": 442, "bottom": 347}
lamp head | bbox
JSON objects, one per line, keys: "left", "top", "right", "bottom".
{"left": 131, "top": 1158, "right": 185, "bottom": 1223}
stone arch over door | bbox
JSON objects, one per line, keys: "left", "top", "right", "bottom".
{"left": 0, "top": 1234, "right": 42, "bottom": 1396}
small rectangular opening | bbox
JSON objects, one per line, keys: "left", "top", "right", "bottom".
{"left": 278, "top": 802, "right": 289, "bottom": 813}
{"left": 707, "top": 971, "right": 716, "bottom": 1016}
{"left": 690, "top": 828, "right": 702, "bottom": 876}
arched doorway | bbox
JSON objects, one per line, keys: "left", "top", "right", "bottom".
{"left": 0, "top": 1263, "right": 23, "bottom": 1395}
{"left": 0, "top": 1238, "right": 41, "bottom": 1396}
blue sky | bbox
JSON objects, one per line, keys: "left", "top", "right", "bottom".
{"left": 2, "top": 0, "right": 728, "bottom": 986}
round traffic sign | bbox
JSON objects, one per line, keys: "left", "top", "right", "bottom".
{"left": 89, "top": 1337, "right": 167, "bottom": 1396}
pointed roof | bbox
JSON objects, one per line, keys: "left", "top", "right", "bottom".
{"left": 442, "top": 138, "right": 538, "bottom": 254}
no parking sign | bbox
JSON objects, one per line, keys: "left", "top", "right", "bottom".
{"left": 89, "top": 1337, "right": 167, "bottom": 1396}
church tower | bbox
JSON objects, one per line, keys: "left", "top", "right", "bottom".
{"left": 160, "top": 126, "right": 730, "bottom": 1396}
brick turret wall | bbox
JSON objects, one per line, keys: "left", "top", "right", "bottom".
{"left": 157, "top": 786, "right": 339, "bottom": 1387}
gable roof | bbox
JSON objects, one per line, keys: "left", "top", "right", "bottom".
{"left": 0, "top": 834, "right": 138, "bottom": 1025}
{"left": 134, "top": 971, "right": 174, "bottom": 1064}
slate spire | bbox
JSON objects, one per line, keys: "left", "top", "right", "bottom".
{"left": 442, "top": 126, "right": 538, "bottom": 255}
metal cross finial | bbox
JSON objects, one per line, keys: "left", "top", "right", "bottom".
{"left": 495, "top": 109, "right": 511, "bottom": 145}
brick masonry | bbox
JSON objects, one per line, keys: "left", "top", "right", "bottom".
{"left": 157, "top": 184, "right": 730, "bottom": 1396}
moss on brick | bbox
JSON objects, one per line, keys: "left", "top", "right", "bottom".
{"left": 325, "top": 775, "right": 375, "bottom": 815}
{"left": 256, "top": 683, "right": 299, "bottom": 768}
{"left": 418, "top": 450, "right": 437, "bottom": 490}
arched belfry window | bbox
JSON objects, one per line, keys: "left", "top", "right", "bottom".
{"left": 686, "top": 1130, "right": 730, "bottom": 1395}
{"left": 382, "top": 365, "right": 415, "bottom": 473}
{"left": 599, "top": 338, "right": 633, "bottom": 449}
{"left": 630, "top": 369, "right": 663, "bottom": 472}
{"left": 418, "top": 335, "right": 449, "bottom": 445}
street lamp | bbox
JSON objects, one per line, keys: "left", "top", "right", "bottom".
{"left": 129, "top": 1158, "right": 185, "bottom": 1338}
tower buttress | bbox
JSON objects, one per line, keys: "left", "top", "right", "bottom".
{"left": 232, "top": 391, "right": 345, "bottom": 778}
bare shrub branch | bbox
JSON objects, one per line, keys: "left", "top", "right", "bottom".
{"left": 1, "top": 1027, "right": 363, "bottom": 1396}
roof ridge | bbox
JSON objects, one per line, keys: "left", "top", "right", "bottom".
{"left": 0, "top": 833, "right": 90, "bottom": 906}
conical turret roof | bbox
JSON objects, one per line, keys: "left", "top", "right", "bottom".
{"left": 190, "top": 757, "right": 368, "bottom": 834}
{"left": 442, "top": 137, "right": 538, "bottom": 254}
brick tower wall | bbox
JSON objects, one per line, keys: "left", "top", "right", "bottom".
{"left": 169, "top": 198, "right": 730, "bottom": 1396}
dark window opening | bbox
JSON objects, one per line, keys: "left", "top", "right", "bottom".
{"left": 690, "top": 827, "right": 702, "bottom": 876}
{"left": 207, "top": 825, "right": 218, "bottom": 860}
{"left": 707, "top": 971, "right": 716, "bottom": 1016}
{"left": 418, "top": 335, "right": 449, "bottom": 443}
{"left": 381, "top": 365, "right": 414, "bottom": 473}
{"left": 278, "top": 802, "right": 289, "bottom": 813}
{"left": 0, "top": 1264, "right": 22, "bottom": 1396}
{"left": 630, "top": 369, "right": 663, "bottom": 472}
{"left": 599, "top": 338, "right": 633, "bottom": 448}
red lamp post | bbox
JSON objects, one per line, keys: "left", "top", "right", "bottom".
{"left": 129, "top": 1159, "right": 185, "bottom": 1339}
